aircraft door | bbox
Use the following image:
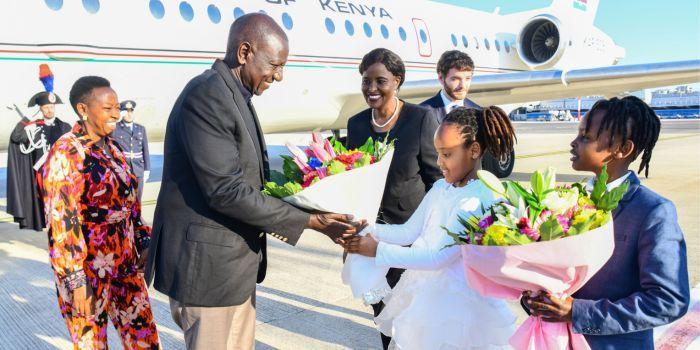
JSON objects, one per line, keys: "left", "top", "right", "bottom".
{"left": 412, "top": 18, "right": 432, "bottom": 57}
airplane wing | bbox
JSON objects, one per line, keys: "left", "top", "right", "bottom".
{"left": 332, "top": 59, "right": 700, "bottom": 128}
{"left": 402, "top": 59, "right": 700, "bottom": 106}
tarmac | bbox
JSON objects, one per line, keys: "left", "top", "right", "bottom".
{"left": 0, "top": 120, "right": 698, "bottom": 349}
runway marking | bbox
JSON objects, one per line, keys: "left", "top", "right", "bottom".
{"left": 655, "top": 302, "right": 700, "bottom": 350}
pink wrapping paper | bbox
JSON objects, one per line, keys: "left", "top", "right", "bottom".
{"left": 461, "top": 221, "right": 615, "bottom": 350}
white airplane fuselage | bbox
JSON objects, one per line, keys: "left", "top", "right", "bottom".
{"left": 0, "top": 0, "right": 623, "bottom": 146}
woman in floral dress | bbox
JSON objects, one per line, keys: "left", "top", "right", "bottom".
{"left": 40, "top": 76, "right": 160, "bottom": 349}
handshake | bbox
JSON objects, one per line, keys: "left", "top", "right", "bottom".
{"left": 306, "top": 213, "right": 376, "bottom": 256}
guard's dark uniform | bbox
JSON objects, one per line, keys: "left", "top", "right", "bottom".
{"left": 112, "top": 100, "right": 150, "bottom": 200}
{"left": 6, "top": 91, "right": 70, "bottom": 231}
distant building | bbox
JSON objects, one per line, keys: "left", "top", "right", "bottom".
{"left": 519, "top": 85, "right": 699, "bottom": 120}
{"left": 651, "top": 86, "right": 700, "bottom": 108}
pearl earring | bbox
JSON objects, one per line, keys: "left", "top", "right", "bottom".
{"left": 82, "top": 115, "right": 88, "bottom": 121}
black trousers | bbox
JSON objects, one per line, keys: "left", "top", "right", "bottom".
{"left": 371, "top": 267, "right": 405, "bottom": 350}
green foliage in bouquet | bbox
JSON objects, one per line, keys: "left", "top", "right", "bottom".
{"left": 444, "top": 165, "right": 629, "bottom": 247}
{"left": 262, "top": 135, "right": 394, "bottom": 199}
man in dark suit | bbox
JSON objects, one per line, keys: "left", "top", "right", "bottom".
{"left": 420, "top": 50, "right": 480, "bottom": 124}
{"left": 113, "top": 100, "right": 150, "bottom": 200}
{"left": 145, "top": 13, "right": 357, "bottom": 349}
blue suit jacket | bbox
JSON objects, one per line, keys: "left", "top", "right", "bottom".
{"left": 419, "top": 92, "right": 480, "bottom": 124}
{"left": 572, "top": 172, "right": 690, "bottom": 349}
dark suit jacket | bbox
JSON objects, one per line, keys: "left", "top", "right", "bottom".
{"left": 112, "top": 121, "right": 150, "bottom": 177}
{"left": 571, "top": 172, "right": 689, "bottom": 349}
{"left": 420, "top": 91, "right": 480, "bottom": 124}
{"left": 145, "top": 60, "right": 310, "bottom": 307}
{"left": 346, "top": 102, "right": 442, "bottom": 225}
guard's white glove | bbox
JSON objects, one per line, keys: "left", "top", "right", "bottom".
{"left": 143, "top": 170, "right": 150, "bottom": 182}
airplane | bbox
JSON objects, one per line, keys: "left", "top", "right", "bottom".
{"left": 1, "top": 0, "right": 698, "bottom": 176}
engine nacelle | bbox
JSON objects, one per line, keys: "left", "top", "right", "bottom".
{"left": 517, "top": 15, "right": 568, "bottom": 70}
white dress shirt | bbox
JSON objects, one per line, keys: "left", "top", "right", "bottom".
{"left": 585, "top": 170, "right": 632, "bottom": 192}
{"left": 440, "top": 89, "right": 464, "bottom": 116}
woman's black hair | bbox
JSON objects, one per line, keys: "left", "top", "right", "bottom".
{"left": 69, "top": 76, "right": 111, "bottom": 115}
{"left": 358, "top": 48, "right": 406, "bottom": 88}
{"left": 584, "top": 96, "right": 660, "bottom": 177}
{"left": 443, "top": 106, "right": 516, "bottom": 159}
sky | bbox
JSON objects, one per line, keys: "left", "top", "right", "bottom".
{"left": 434, "top": 0, "right": 700, "bottom": 65}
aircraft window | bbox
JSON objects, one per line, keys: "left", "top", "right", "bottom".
{"left": 494, "top": 39, "right": 500, "bottom": 51}
{"left": 504, "top": 41, "right": 510, "bottom": 53}
{"left": 345, "top": 20, "right": 355, "bottom": 36}
{"left": 234, "top": 7, "right": 244, "bottom": 19}
{"left": 398, "top": 27, "right": 407, "bottom": 41}
{"left": 282, "top": 13, "right": 293, "bottom": 30}
{"left": 149, "top": 0, "right": 165, "bottom": 19}
{"left": 207, "top": 4, "right": 221, "bottom": 24}
{"left": 82, "top": 0, "right": 100, "bottom": 14}
{"left": 381, "top": 25, "right": 389, "bottom": 39}
{"left": 363, "top": 23, "right": 372, "bottom": 38}
{"left": 451, "top": 34, "right": 457, "bottom": 47}
{"left": 179, "top": 1, "right": 194, "bottom": 21}
{"left": 45, "top": 0, "right": 63, "bottom": 11}
{"left": 484, "top": 38, "right": 490, "bottom": 50}
{"left": 325, "top": 18, "right": 335, "bottom": 33}
{"left": 462, "top": 35, "right": 468, "bottom": 48}
{"left": 473, "top": 36, "right": 479, "bottom": 49}
{"left": 419, "top": 29, "right": 428, "bottom": 43}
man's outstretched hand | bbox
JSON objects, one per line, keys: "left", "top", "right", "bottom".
{"left": 307, "top": 213, "right": 360, "bottom": 244}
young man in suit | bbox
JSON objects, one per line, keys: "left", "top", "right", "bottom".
{"left": 113, "top": 100, "right": 150, "bottom": 201}
{"left": 524, "top": 96, "right": 689, "bottom": 349}
{"left": 145, "top": 13, "right": 358, "bottom": 349}
{"left": 420, "top": 50, "right": 480, "bottom": 124}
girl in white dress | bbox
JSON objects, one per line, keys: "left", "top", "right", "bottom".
{"left": 346, "top": 106, "right": 518, "bottom": 349}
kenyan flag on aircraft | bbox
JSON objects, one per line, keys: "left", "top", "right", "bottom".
{"left": 574, "top": 0, "right": 587, "bottom": 11}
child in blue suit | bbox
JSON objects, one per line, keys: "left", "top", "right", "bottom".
{"left": 524, "top": 96, "right": 690, "bottom": 349}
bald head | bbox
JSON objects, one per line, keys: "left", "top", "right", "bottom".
{"left": 224, "top": 13, "right": 288, "bottom": 66}
{"left": 223, "top": 13, "right": 290, "bottom": 95}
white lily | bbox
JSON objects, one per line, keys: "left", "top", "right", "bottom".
{"left": 542, "top": 187, "right": 579, "bottom": 215}
{"left": 478, "top": 170, "right": 505, "bottom": 196}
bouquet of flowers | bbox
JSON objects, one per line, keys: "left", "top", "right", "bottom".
{"left": 446, "top": 166, "right": 628, "bottom": 350}
{"left": 263, "top": 133, "right": 393, "bottom": 200}
{"left": 263, "top": 133, "right": 395, "bottom": 300}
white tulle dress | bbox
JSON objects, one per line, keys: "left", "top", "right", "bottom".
{"left": 366, "top": 179, "right": 516, "bottom": 350}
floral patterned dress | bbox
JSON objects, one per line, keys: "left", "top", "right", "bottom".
{"left": 40, "top": 123, "right": 159, "bottom": 349}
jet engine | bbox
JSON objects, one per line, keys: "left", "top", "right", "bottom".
{"left": 518, "top": 15, "right": 567, "bottom": 69}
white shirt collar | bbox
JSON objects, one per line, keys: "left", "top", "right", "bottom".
{"left": 440, "top": 90, "right": 463, "bottom": 112}
{"left": 586, "top": 171, "right": 632, "bottom": 192}
{"left": 43, "top": 117, "right": 55, "bottom": 126}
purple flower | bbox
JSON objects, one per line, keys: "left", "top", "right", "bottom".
{"left": 478, "top": 216, "right": 494, "bottom": 230}
{"left": 556, "top": 214, "right": 571, "bottom": 233}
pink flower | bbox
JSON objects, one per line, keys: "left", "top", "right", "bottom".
{"left": 517, "top": 217, "right": 540, "bottom": 241}
{"left": 556, "top": 214, "right": 571, "bottom": 233}
{"left": 310, "top": 143, "right": 332, "bottom": 162}
{"left": 316, "top": 167, "right": 328, "bottom": 179}
{"left": 293, "top": 157, "right": 312, "bottom": 175}
{"left": 324, "top": 138, "right": 336, "bottom": 158}
{"left": 312, "top": 132, "right": 323, "bottom": 144}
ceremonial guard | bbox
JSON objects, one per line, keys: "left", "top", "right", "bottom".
{"left": 113, "top": 100, "right": 150, "bottom": 200}
{"left": 6, "top": 64, "right": 70, "bottom": 231}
